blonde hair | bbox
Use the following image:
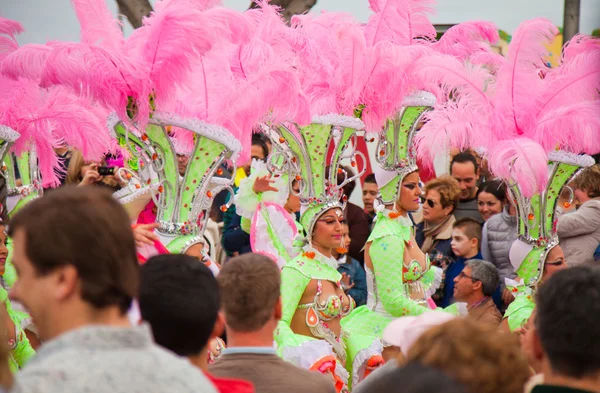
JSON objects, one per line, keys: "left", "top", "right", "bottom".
{"left": 424, "top": 175, "right": 461, "bottom": 212}
{"left": 404, "top": 318, "right": 530, "bottom": 393}
{"left": 66, "top": 151, "right": 117, "bottom": 188}
{"left": 66, "top": 149, "right": 85, "bottom": 185}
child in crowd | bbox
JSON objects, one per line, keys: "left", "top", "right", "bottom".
{"left": 334, "top": 221, "right": 367, "bottom": 307}
{"left": 440, "top": 218, "right": 484, "bottom": 308}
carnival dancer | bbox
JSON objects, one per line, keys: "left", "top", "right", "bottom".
{"left": 268, "top": 114, "right": 380, "bottom": 393}
{"left": 499, "top": 152, "right": 593, "bottom": 331}
{"left": 0, "top": 126, "right": 35, "bottom": 371}
{"left": 414, "top": 18, "right": 600, "bottom": 331}
{"left": 340, "top": 93, "right": 465, "bottom": 375}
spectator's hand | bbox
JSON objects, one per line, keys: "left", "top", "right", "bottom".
{"left": 79, "top": 164, "right": 102, "bottom": 186}
{"left": 253, "top": 175, "right": 278, "bottom": 194}
{"left": 341, "top": 272, "right": 355, "bottom": 291}
{"left": 502, "top": 288, "right": 515, "bottom": 306}
{"left": 133, "top": 223, "right": 159, "bottom": 247}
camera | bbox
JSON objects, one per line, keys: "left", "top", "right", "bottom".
{"left": 98, "top": 166, "right": 115, "bottom": 176}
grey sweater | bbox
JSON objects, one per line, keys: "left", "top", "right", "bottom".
{"left": 12, "top": 324, "right": 217, "bottom": 393}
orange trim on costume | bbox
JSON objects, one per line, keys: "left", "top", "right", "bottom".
{"left": 309, "top": 355, "right": 346, "bottom": 393}
{"left": 363, "top": 355, "right": 385, "bottom": 379}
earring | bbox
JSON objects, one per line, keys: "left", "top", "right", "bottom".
{"left": 336, "top": 237, "right": 348, "bottom": 255}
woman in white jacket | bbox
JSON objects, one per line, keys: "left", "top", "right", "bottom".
{"left": 557, "top": 165, "right": 600, "bottom": 266}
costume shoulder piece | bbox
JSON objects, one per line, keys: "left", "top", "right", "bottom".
{"left": 284, "top": 246, "right": 343, "bottom": 283}
{"left": 368, "top": 210, "right": 412, "bottom": 242}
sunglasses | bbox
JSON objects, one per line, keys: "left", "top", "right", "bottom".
{"left": 420, "top": 197, "right": 436, "bottom": 208}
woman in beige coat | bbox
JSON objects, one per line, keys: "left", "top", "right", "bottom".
{"left": 557, "top": 165, "right": 600, "bottom": 266}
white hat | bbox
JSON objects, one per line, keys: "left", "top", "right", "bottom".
{"left": 383, "top": 312, "right": 457, "bottom": 356}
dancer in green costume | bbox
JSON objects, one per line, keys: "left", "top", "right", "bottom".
{"left": 109, "top": 112, "right": 241, "bottom": 275}
{"left": 0, "top": 126, "right": 35, "bottom": 371}
{"left": 341, "top": 93, "right": 464, "bottom": 385}
{"left": 500, "top": 151, "right": 593, "bottom": 332}
{"left": 263, "top": 115, "right": 382, "bottom": 393}
{"left": 0, "top": 225, "right": 35, "bottom": 372}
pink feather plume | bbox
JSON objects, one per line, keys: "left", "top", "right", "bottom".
{"left": 40, "top": 42, "right": 143, "bottom": 126}
{"left": 71, "top": 0, "right": 124, "bottom": 52}
{"left": 561, "top": 34, "right": 600, "bottom": 64}
{"left": 493, "top": 18, "right": 558, "bottom": 138}
{"left": 533, "top": 50, "right": 600, "bottom": 116}
{"left": 335, "top": 22, "right": 369, "bottom": 116}
{"left": 414, "top": 53, "right": 494, "bottom": 103}
{"left": 0, "top": 79, "right": 111, "bottom": 187}
{"left": 364, "top": 0, "right": 436, "bottom": 46}
{"left": 487, "top": 139, "right": 549, "bottom": 197}
{"left": 431, "top": 21, "right": 499, "bottom": 59}
{"left": 529, "top": 101, "right": 600, "bottom": 155}
{"left": 0, "top": 17, "right": 23, "bottom": 62}
{"left": 0, "top": 43, "right": 53, "bottom": 82}
{"left": 412, "top": 53, "right": 496, "bottom": 168}
{"left": 360, "top": 42, "right": 412, "bottom": 132}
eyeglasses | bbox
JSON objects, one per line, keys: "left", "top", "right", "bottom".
{"left": 458, "top": 271, "right": 480, "bottom": 281}
{"left": 420, "top": 197, "right": 436, "bottom": 208}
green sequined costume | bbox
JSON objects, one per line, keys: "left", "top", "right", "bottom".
{"left": 0, "top": 286, "right": 35, "bottom": 372}
{"left": 341, "top": 211, "right": 454, "bottom": 355}
{"left": 503, "top": 279, "right": 536, "bottom": 332}
{"left": 275, "top": 249, "right": 350, "bottom": 384}
{"left": 264, "top": 115, "right": 379, "bottom": 391}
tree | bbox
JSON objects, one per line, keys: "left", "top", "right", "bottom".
{"left": 116, "top": 0, "right": 318, "bottom": 29}
{"left": 249, "top": 0, "right": 317, "bottom": 22}
{"left": 562, "top": 0, "right": 580, "bottom": 44}
{"left": 116, "top": 0, "right": 153, "bottom": 28}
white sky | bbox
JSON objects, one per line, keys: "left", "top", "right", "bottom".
{"left": 1, "top": 0, "right": 599, "bottom": 45}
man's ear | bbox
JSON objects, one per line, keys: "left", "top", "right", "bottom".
{"left": 274, "top": 297, "right": 282, "bottom": 322}
{"left": 211, "top": 312, "right": 225, "bottom": 339}
{"left": 54, "top": 264, "right": 79, "bottom": 302}
{"left": 531, "top": 327, "right": 545, "bottom": 362}
{"left": 472, "top": 280, "right": 483, "bottom": 293}
{"left": 471, "top": 237, "right": 479, "bottom": 251}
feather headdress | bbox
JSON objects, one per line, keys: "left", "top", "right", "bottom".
{"left": 0, "top": 77, "right": 110, "bottom": 187}
{"left": 416, "top": 18, "right": 599, "bottom": 196}
{"left": 0, "top": 19, "right": 112, "bottom": 188}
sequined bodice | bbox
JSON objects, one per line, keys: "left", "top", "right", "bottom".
{"left": 403, "top": 258, "right": 429, "bottom": 283}
{"left": 298, "top": 280, "right": 352, "bottom": 320}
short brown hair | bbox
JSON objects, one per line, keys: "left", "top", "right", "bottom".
{"left": 218, "top": 253, "right": 280, "bottom": 332}
{"left": 424, "top": 175, "right": 461, "bottom": 212}
{"left": 453, "top": 217, "right": 482, "bottom": 245}
{"left": 572, "top": 164, "right": 600, "bottom": 198}
{"left": 8, "top": 186, "right": 139, "bottom": 313}
{"left": 405, "top": 319, "right": 529, "bottom": 393}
